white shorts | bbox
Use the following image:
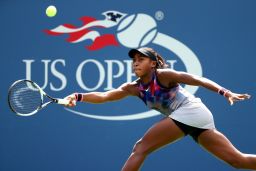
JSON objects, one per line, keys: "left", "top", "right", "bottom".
{"left": 169, "top": 98, "right": 215, "bottom": 129}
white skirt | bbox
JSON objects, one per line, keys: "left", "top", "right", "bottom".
{"left": 169, "top": 98, "right": 215, "bottom": 129}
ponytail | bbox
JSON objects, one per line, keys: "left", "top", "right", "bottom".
{"left": 155, "top": 54, "right": 169, "bottom": 69}
{"left": 142, "top": 47, "right": 169, "bottom": 69}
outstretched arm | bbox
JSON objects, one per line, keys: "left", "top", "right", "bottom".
{"left": 160, "top": 69, "right": 251, "bottom": 105}
{"left": 64, "top": 82, "right": 136, "bottom": 107}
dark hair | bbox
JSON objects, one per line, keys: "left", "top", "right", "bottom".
{"left": 142, "top": 47, "right": 169, "bottom": 69}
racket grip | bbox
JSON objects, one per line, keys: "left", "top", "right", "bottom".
{"left": 56, "top": 98, "right": 70, "bottom": 105}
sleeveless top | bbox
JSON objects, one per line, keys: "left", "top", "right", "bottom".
{"left": 137, "top": 72, "right": 195, "bottom": 116}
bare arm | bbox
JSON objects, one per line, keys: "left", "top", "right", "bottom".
{"left": 159, "top": 69, "right": 251, "bottom": 105}
{"left": 64, "top": 82, "right": 137, "bottom": 106}
{"left": 167, "top": 70, "right": 223, "bottom": 92}
{"left": 80, "top": 83, "right": 132, "bottom": 103}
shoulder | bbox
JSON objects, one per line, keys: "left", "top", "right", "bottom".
{"left": 156, "top": 68, "right": 181, "bottom": 80}
{"left": 119, "top": 80, "right": 140, "bottom": 96}
{"left": 156, "top": 68, "right": 178, "bottom": 75}
{"left": 156, "top": 69, "right": 180, "bottom": 87}
{"left": 120, "top": 81, "right": 138, "bottom": 89}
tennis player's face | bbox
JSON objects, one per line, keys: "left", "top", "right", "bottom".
{"left": 132, "top": 53, "right": 155, "bottom": 77}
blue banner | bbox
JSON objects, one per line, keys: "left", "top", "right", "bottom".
{"left": 1, "top": 1, "right": 255, "bottom": 171}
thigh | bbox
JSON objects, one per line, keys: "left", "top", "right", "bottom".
{"left": 139, "top": 117, "right": 185, "bottom": 154}
{"left": 198, "top": 129, "right": 243, "bottom": 161}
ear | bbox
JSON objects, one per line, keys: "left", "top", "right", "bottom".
{"left": 151, "top": 61, "right": 157, "bottom": 68}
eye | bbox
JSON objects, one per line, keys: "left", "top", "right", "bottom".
{"left": 132, "top": 57, "right": 144, "bottom": 63}
{"left": 138, "top": 57, "right": 144, "bottom": 61}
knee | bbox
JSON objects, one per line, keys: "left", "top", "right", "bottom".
{"left": 132, "top": 138, "right": 152, "bottom": 156}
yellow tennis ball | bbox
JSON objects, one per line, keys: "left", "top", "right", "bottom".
{"left": 46, "top": 5, "right": 57, "bottom": 17}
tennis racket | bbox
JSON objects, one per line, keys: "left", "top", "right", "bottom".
{"left": 8, "top": 79, "right": 70, "bottom": 116}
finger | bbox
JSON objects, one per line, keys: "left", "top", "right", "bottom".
{"left": 234, "top": 97, "right": 245, "bottom": 101}
{"left": 228, "top": 97, "right": 234, "bottom": 106}
{"left": 70, "top": 100, "right": 77, "bottom": 107}
{"left": 68, "top": 94, "right": 78, "bottom": 101}
{"left": 67, "top": 99, "right": 76, "bottom": 107}
{"left": 238, "top": 94, "right": 251, "bottom": 99}
{"left": 69, "top": 94, "right": 77, "bottom": 101}
{"left": 244, "top": 94, "right": 251, "bottom": 99}
{"left": 237, "top": 95, "right": 251, "bottom": 101}
{"left": 64, "top": 95, "right": 77, "bottom": 107}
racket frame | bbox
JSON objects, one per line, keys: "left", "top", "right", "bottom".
{"left": 8, "top": 79, "right": 69, "bottom": 116}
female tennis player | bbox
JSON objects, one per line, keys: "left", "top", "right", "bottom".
{"left": 64, "top": 47, "right": 256, "bottom": 170}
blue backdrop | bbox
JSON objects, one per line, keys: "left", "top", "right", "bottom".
{"left": 1, "top": 1, "right": 256, "bottom": 171}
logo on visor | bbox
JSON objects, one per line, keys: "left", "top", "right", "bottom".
{"left": 45, "top": 10, "right": 202, "bottom": 121}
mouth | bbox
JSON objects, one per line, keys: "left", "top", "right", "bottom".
{"left": 133, "top": 68, "right": 141, "bottom": 72}
{"left": 133, "top": 67, "right": 141, "bottom": 70}
{"left": 133, "top": 69, "right": 143, "bottom": 77}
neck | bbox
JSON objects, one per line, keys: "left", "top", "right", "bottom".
{"left": 140, "top": 70, "right": 155, "bottom": 84}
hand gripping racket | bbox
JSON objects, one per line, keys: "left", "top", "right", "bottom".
{"left": 8, "top": 79, "right": 69, "bottom": 116}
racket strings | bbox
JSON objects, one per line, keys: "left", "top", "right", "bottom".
{"left": 9, "top": 81, "right": 42, "bottom": 115}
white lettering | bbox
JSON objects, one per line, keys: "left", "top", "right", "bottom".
{"left": 167, "top": 60, "right": 177, "bottom": 69}
{"left": 123, "top": 60, "right": 136, "bottom": 83}
{"left": 41, "top": 60, "right": 51, "bottom": 89}
{"left": 23, "top": 59, "right": 178, "bottom": 91}
{"left": 22, "top": 59, "right": 35, "bottom": 80}
{"left": 50, "top": 59, "right": 67, "bottom": 91}
{"left": 104, "top": 60, "right": 124, "bottom": 90}
{"left": 76, "top": 59, "right": 105, "bottom": 91}
{"left": 22, "top": 59, "right": 50, "bottom": 89}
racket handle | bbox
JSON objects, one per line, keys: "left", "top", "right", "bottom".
{"left": 56, "top": 98, "right": 70, "bottom": 105}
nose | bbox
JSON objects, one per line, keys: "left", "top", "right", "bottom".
{"left": 133, "top": 61, "right": 138, "bottom": 67}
